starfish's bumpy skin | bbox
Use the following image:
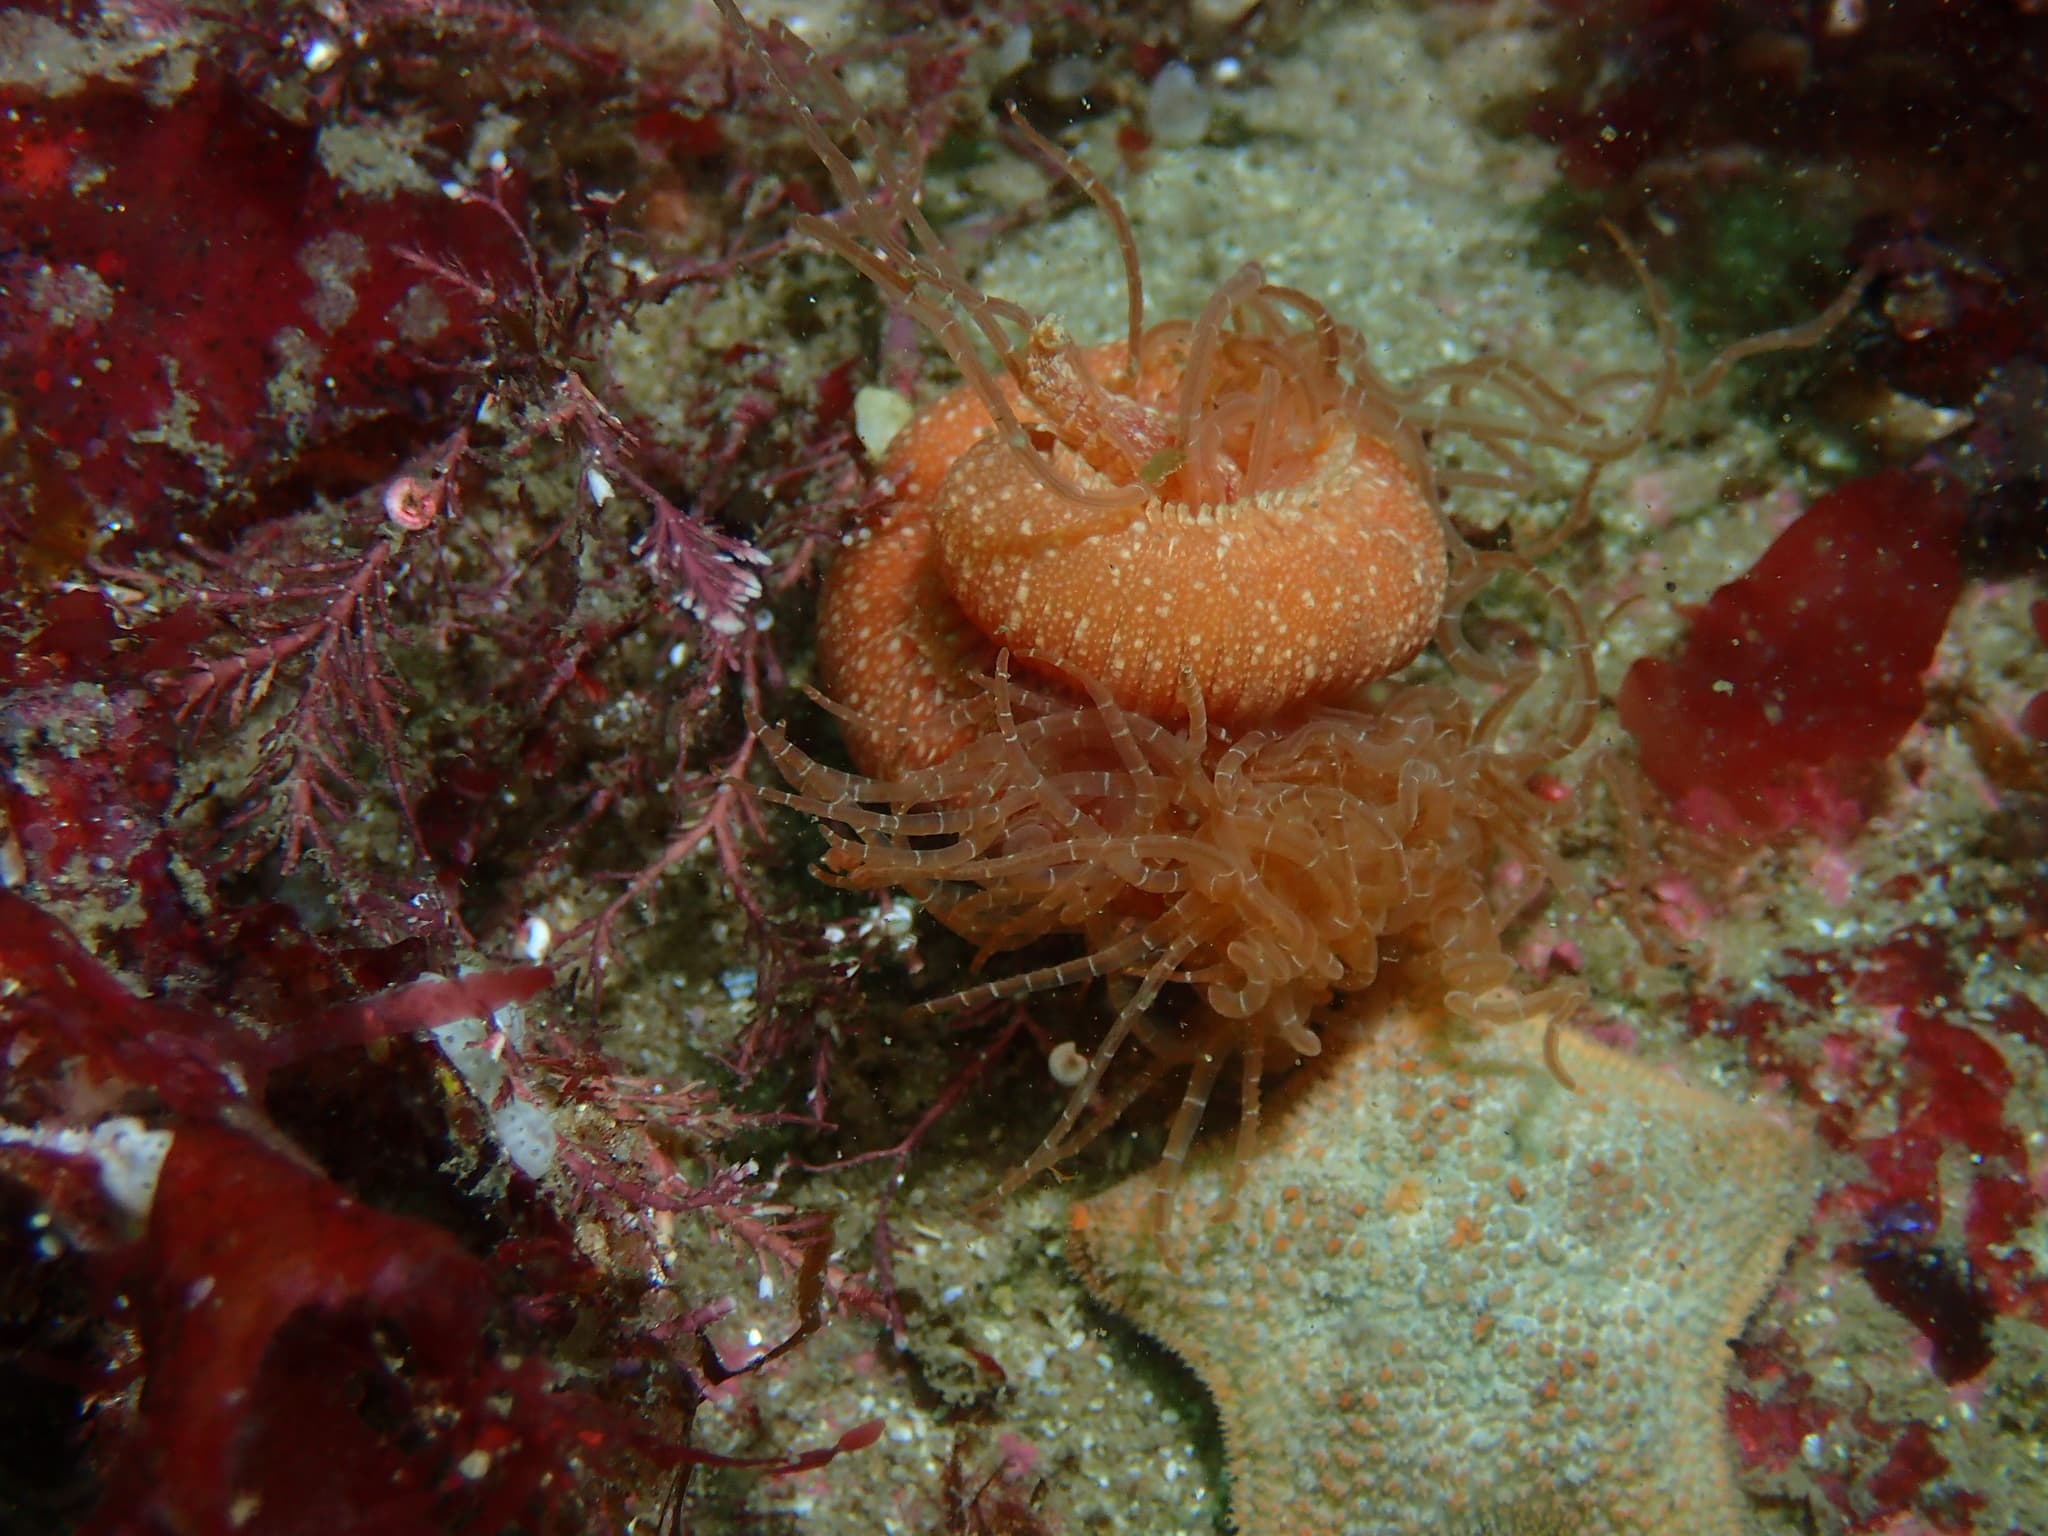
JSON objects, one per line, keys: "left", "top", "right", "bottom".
{"left": 1070, "top": 1007, "right": 1816, "bottom": 1536}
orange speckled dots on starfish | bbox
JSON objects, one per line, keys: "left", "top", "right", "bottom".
{"left": 1068, "top": 1005, "right": 1817, "bottom": 1536}
{"left": 933, "top": 424, "right": 1444, "bottom": 726}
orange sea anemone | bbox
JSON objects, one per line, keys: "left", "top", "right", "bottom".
{"left": 823, "top": 307, "right": 1449, "bottom": 775}
{"left": 753, "top": 662, "right": 1587, "bottom": 1217}
{"left": 720, "top": 0, "right": 1863, "bottom": 1207}
{"left": 784, "top": 72, "right": 1634, "bottom": 781}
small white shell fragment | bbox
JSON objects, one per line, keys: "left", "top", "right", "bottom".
{"left": 0, "top": 1117, "right": 175, "bottom": 1217}
{"left": 854, "top": 385, "right": 916, "bottom": 463}
{"left": 1193, "top": 0, "right": 1263, "bottom": 25}
{"left": 1048, "top": 1041, "right": 1090, "bottom": 1087}
{"left": 519, "top": 915, "right": 552, "bottom": 962}
{"left": 1147, "top": 61, "right": 1212, "bottom": 147}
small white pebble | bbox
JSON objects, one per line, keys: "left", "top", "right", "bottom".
{"left": 1048, "top": 1041, "right": 1090, "bottom": 1087}
{"left": 519, "top": 915, "right": 552, "bottom": 962}
{"left": 1147, "top": 62, "right": 1212, "bottom": 147}
{"left": 0, "top": 1118, "right": 174, "bottom": 1217}
{"left": 992, "top": 23, "right": 1033, "bottom": 76}
{"left": 855, "top": 386, "right": 915, "bottom": 463}
{"left": 1046, "top": 57, "right": 1095, "bottom": 101}
{"left": 492, "top": 1098, "right": 557, "bottom": 1180}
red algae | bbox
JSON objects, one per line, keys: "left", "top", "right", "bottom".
{"left": 0, "top": 893, "right": 564, "bottom": 1531}
{"left": 1617, "top": 469, "right": 1968, "bottom": 841}
{"left": 0, "top": 64, "right": 525, "bottom": 559}
{"left": 118, "top": 1122, "right": 511, "bottom": 1536}
{"left": 0, "top": 2, "right": 964, "bottom": 1529}
{"left": 1681, "top": 887, "right": 2048, "bottom": 1528}
{"left": 0, "top": 889, "right": 885, "bottom": 1533}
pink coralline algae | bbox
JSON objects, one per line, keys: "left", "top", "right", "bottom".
{"left": 1, "top": 62, "right": 525, "bottom": 560}
{"left": 1689, "top": 912, "right": 2048, "bottom": 1533}
{"left": 1617, "top": 469, "right": 1967, "bottom": 841}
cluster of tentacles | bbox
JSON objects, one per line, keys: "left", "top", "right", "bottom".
{"left": 752, "top": 652, "right": 1590, "bottom": 1216}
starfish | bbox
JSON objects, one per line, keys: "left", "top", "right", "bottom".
{"left": 1067, "top": 1006, "right": 1816, "bottom": 1536}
